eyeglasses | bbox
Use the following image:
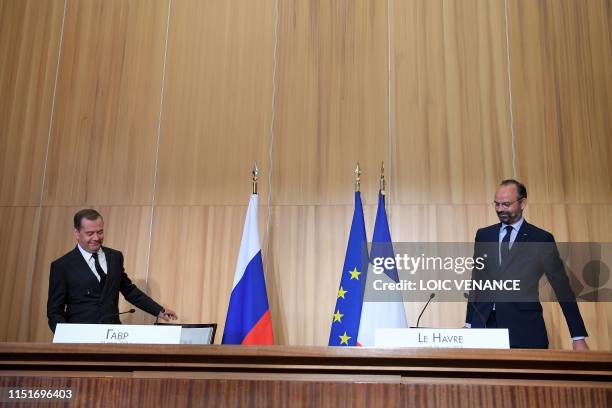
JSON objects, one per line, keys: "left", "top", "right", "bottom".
{"left": 493, "top": 198, "right": 524, "bottom": 209}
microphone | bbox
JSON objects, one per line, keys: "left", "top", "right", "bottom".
{"left": 463, "top": 293, "right": 487, "bottom": 327}
{"left": 99, "top": 308, "right": 135, "bottom": 323}
{"left": 414, "top": 293, "right": 435, "bottom": 328}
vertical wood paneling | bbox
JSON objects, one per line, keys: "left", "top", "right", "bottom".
{"left": 268, "top": 204, "right": 377, "bottom": 346}
{"left": 28, "top": 206, "right": 153, "bottom": 341}
{"left": 269, "top": 0, "right": 388, "bottom": 346}
{"left": 105, "top": 207, "right": 157, "bottom": 325}
{"left": 147, "top": 205, "right": 268, "bottom": 342}
{"left": 42, "top": 0, "right": 168, "bottom": 205}
{"left": 155, "top": 0, "right": 275, "bottom": 206}
{"left": 390, "top": 0, "right": 513, "bottom": 204}
{"left": 272, "top": 0, "right": 389, "bottom": 205}
{"left": 0, "top": 207, "right": 38, "bottom": 341}
{"left": 509, "top": 0, "right": 612, "bottom": 203}
{"left": 0, "top": 0, "right": 63, "bottom": 205}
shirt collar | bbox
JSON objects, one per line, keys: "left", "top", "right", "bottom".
{"left": 501, "top": 217, "right": 524, "bottom": 232}
{"left": 77, "top": 243, "right": 103, "bottom": 260}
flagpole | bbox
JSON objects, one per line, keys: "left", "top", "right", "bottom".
{"left": 223, "top": 160, "right": 274, "bottom": 345}
{"left": 329, "top": 161, "right": 368, "bottom": 346}
{"left": 252, "top": 162, "right": 259, "bottom": 195}
{"left": 355, "top": 162, "right": 361, "bottom": 192}
{"left": 380, "top": 161, "right": 385, "bottom": 196}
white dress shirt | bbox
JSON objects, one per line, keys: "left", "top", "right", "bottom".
{"left": 499, "top": 218, "right": 524, "bottom": 253}
{"left": 77, "top": 244, "right": 107, "bottom": 282}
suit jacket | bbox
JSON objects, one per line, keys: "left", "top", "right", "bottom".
{"left": 47, "top": 246, "right": 163, "bottom": 332}
{"left": 465, "top": 221, "right": 587, "bottom": 348}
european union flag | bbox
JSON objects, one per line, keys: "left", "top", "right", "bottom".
{"left": 328, "top": 191, "right": 368, "bottom": 346}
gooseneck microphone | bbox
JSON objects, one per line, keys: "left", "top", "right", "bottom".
{"left": 415, "top": 293, "right": 435, "bottom": 328}
{"left": 99, "top": 308, "right": 135, "bottom": 323}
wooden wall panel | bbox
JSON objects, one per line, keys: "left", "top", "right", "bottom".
{"left": 545, "top": 300, "right": 612, "bottom": 351}
{"left": 0, "top": 0, "right": 63, "bottom": 205}
{"left": 272, "top": 0, "right": 389, "bottom": 205}
{"left": 104, "top": 207, "right": 157, "bottom": 326}
{"left": 267, "top": 204, "right": 378, "bottom": 346}
{"left": 42, "top": 0, "right": 168, "bottom": 206}
{"left": 28, "top": 206, "right": 152, "bottom": 342}
{"left": 0, "top": 207, "right": 38, "bottom": 341}
{"left": 390, "top": 0, "right": 513, "bottom": 205}
{"left": 146, "top": 205, "right": 269, "bottom": 342}
{"left": 389, "top": 204, "right": 499, "bottom": 244}
{"left": 509, "top": 0, "right": 612, "bottom": 204}
{"left": 269, "top": 0, "right": 388, "bottom": 346}
{"left": 155, "top": 0, "right": 275, "bottom": 206}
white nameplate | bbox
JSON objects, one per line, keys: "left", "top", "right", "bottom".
{"left": 375, "top": 328, "right": 510, "bottom": 349}
{"left": 53, "top": 324, "right": 182, "bottom": 344}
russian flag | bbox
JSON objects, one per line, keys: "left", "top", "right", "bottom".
{"left": 222, "top": 194, "right": 274, "bottom": 345}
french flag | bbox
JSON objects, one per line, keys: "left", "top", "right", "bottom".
{"left": 222, "top": 194, "right": 274, "bottom": 345}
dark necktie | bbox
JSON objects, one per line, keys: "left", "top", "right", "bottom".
{"left": 500, "top": 225, "right": 513, "bottom": 263}
{"left": 91, "top": 252, "right": 107, "bottom": 287}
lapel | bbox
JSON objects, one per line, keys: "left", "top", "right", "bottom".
{"left": 68, "top": 246, "right": 101, "bottom": 286}
{"left": 499, "top": 220, "right": 531, "bottom": 274}
{"left": 484, "top": 224, "right": 502, "bottom": 242}
{"left": 100, "top": 247, "right": 112, "bottom": 294}
{"left": 481, "top": 224, "right": 501, "bottom": 267}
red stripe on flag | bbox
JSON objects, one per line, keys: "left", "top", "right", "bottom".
{"left": 242, "top": 310, "right": 274, "bottom": 345}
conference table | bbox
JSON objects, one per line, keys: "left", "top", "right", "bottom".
{"left": 1, "top": 343, "right": 611, "bottom": 406}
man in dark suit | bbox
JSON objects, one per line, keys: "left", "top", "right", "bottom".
{"left": 465, "top": 180, "right": 588, "bottom": 349}
{"left": 47, "top": 209, "right": 177, "bottom": 332}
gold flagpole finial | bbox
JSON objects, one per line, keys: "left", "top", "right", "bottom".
{"left": 380, "top": 161, "right": 385, "bottom": 195}
{"left": 252, "top": 162, "right": 259, "bottom": 195}
{"left": 355, "top": 162, "right": 362, "bottom": 192}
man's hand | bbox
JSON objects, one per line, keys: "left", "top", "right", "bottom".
{"left": 572, "top": 338, "right": 589, "bottom": 351}
{"left": 158, "top": 308, "right": 178, "bottom": 321}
